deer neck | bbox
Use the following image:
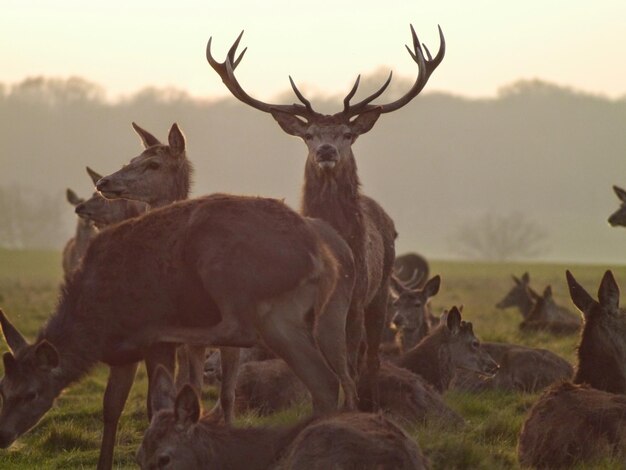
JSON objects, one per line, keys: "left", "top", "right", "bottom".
{"left": 518, "top": 293, "right": 535, "bottom": 319}
{"left": 75, "top": 219, "right": 96, "bottom": 247}
{"left": 151, "top": 158, "right": 193, "bottom": 209}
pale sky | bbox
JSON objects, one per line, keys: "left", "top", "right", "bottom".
{"left": 2, "top": 0, "right": 626, "bottom": 101}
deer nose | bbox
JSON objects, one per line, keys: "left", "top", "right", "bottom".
{"left": 75, "top": 203, "right": 89, "bottom": 217}
{"left": 95, "top": 178, "right": 109, "bottom": 191}
{"left": 316, "top": 144, "right": 338, "bottom": 161}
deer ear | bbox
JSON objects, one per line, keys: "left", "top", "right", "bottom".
{"left": 424, "top": 275, "right": 441, "bottom": 297}
{"left": 270, "top": 110, "right": 309, "bottom": 137}
{"left": 132, "top": 122, "right": 161, "bottom": 148}
{"left": 566, "top": 270, "right": 597, "bottom": 319}
{"left": 521, "top": 272, "right": 530, "bottom": 284}
{"left": 66, "top": 189, "right": 83, "bottom": 206}
{"left": 168, "top": 123, "right": 186, "bottom": 156}
{"left": 0, "top": 309, "right": 28, "bottom": 353}
{"left": 512, "top": 275, "right": 521, "bottom": 286}
{"left": 86, "top": 167, "right": 104, "bottom": 186}
{"left": 3, "top": 352, "right": 17, "bottom": 376}
{"left": 151, "top": 366, "right": 176, "bottom": 415}
{"left": 349, "top": 107, "right": 382, "bottom": 136}
{"left": 543, "top": 285, "right": 553, "bottom": 299}
{"left": 598, "top": 270, "right": 620, "bottom": 313}
{"left": 446, "top": 306, "right": 462, "bottom": 335}
{"left": 34, "top": 341, "right": 59, "bottom": 371}
{"left": 174, "top": 385, "right": 200, "bottom": 429}
{"left": 613, "top": 185, "right": 626, "bottom": 202}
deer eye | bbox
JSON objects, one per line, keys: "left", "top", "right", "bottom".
{"left": 471, "top": 340, "right": 480, "bottom": 350}
{"left": 148, "top": 161, "right": 161, "bottom": 170}
{"left": 157, "top": 454, "right": 171, "bottom": 467}
{"left": 304, "top": 133, "right": 313, "bottom": 141}
{"left": 343, "top": 132, "right": 353, "bottom": 140}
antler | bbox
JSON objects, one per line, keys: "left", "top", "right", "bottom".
{"left": 206, "top": 32, "right": 322, "bottom": 121}
{"left": 342, "top": 25, "right": 445, "bottom": 118}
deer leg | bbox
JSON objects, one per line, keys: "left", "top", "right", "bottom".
{"left": 144, "top": 343, "right": 176, "bottom": 421}
{"left": 97, "top": 362, "right": 138, "bottom": 470}
{"left": 360, "top": 287, "right": 388, "bottom": 411}
{"left": 187, "top": 345, "right": 206, "bottom": 393}
{"left": 212, "top": 347, "right": 241, "bottom": 424}
{"left": 174, "top": 346, "right": 191, "bottom": 390}
{"left": 345, "top": 304, "right": 365, "bottom": 381}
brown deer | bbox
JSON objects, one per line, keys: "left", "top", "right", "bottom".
{"left": 519, "top": 284, "right": 581, "bottom": 335}
{"left": 75, "top": 166, "right": 148, "bottom": 228}
{"left": 495, "top": 272, "right": 537, "bottom": 319}
{"left": 608, "top": 184, "right": 626, "bottom": 227}
{"left": 394, "top": 252, "right": 430, "bottom": 289}
{"left": 206, "top": 25, "right": 445, "bottom": 409}
{"left": 137, "top": 366, "right": 429, "bottom": 470}
{"left": 0, "top": 194, "right": 357, "bottom": 469}
{"left": 518, "top": 270, "right": 626, "bottom": 467}
{"left": 62, "top": 188, "right": 97, "bottom": 275}
{"left": 388, "top": 275, "right": 441, "bottom": 353}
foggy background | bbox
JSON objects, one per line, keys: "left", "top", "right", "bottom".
{"left": 1, "top": 74, "right": 625, "bottom": 263}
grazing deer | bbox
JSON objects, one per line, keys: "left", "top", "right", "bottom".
{"left": 394, "top": 252, "right": 430, "bottom": 289}
{"left": 137, "top": 366, "right": 429, "bottom": 470}
{"left": 62, "top": 188, "right": 97, "bottom": 275}
{"left": 388, "top": 275, "right": 441, "bottom": 353}
{"left": 519, "top": 285, "right": 581, "bottom": 335}
{"left": 608, "top": 184, "right": 626, "bottom": 227}
{"left": 518, "top": 270, "right": 626, "bottom": 467}
{"left": 206, "top": 25, "right": 445, "bottom": 409}
{"left": 453, "top": 342, "right": 573, "bottom": 393}
{"left": 0, "top": 194, "right": 357, "bottom": 470}
{"left": 75, "top": 166, "right": 148, "bottom": 228}
{"left": 495, "top": 272, "right": 537, "bottom": 319}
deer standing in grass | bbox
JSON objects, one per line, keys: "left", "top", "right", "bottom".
{"left": 206, "top": 25, "right": 445, "bottom": 408}
{"left": 62, "top": 188, "right": 97, "bottom": 275}
{"left": 518, "top": 270, "right": 626, "bottom": 467}
{"left": 137, "top": 366, "right": 429, "bottom": 470}
{"left": 0, "top": 194, "right": 357, "bottom": 470}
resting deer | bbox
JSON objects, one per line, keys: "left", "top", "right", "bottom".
{"left": 137, "top": 366, "right": 429, "bottom": 470}
{"left": 62, "top": 188, "right": 97, "bottom": 275}
{"left": 519, "top": 285, "right": 581, "bottom": 335}
{"left": 495, "top": 272, "right": 537, "bottom": 319}
{"left": 518, "top": 270, "right": 626, "bottom": 467}
{"left": 206, "top": 25, "right": 445, "bottom": 409}
{"left": 608, "top": 184, "right": 626, "bottom": 227}
{"left": 0, "top": 194, "right": 357, "bottom": 469}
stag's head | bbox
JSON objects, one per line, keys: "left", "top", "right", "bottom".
{"left": 75, "top": 167, "right": 148, "bottom": 229}
{"left": 495, "top": 272, "right": 533, "bottom": 310}
{"left": 608, "top": 185, "right": 626, "bottom": 227}
{"left": 0, "top": 310, "right": 61, "bottom": 448}
{"left": 96, "top": 123, "right": 190, "bottom": 207}
{"left": 206, "top": 26, "right": 445, "bottom": 177}
{"left": 137, "top": 367, "right": 204, "bottom": 469}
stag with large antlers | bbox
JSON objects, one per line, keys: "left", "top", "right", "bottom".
{"left": 206, "top": 25, "right": 445, "bottom": 408}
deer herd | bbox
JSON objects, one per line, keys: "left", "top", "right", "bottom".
{"left": 0, "top": 24, "right": 625, "bottom": 470}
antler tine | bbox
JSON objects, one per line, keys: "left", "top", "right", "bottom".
{"left": 289, "top": 76, "right": 315, "bottom": 114}
{"left": 342, "top": 75, "right": 361, "bottom": 111}
{"left": 343, "top": 72, "right": 393, "bottom": 117}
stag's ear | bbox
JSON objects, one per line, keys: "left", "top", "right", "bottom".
{"left": 424, "top": 275, "right": 441, "bottom": 298}
{"left": 151, "top": 366, "right": 176, "bottom": 415}
{"left": 168, "top": 123, "right": 185, "bottom": 156}
{"left": 66, "top": 189, "right": 82, "bottom": 206}
{"left": 34, "top": 341, "right": 59, "bottom": 370}
{"left": 349, "top": 107, "right": 382, "bottom": 136}
{"left": 270, "top": 110, "right": 309, "bottom": 138}
{"left": 543, "top": 285, "right": 553, "bottom": 299}
{"left": 86, "top": 167, "right": 104, "bottom": 186}
{"left": 3, "top": 352, "right": 17, "bottom": 376}
{"left": 174, "top": 385, "right": 200, "bottom": 429}
{"left": 512, "top": 275, "right": 521, "bottom": 286}
{"left": 132, "top": 122, "right": 161, "bottom": 148}
{"left": 598, "top": 270, "right": 620, "bottom": 313}
{"left": 566, "top": 270, "right": 597, "bottom": 319}
{"left": 521, "top": 272, "right": 530, "bottom": 284}
{"left": 528, "top": 286, "right": 541, "bottom": 302}
{"left": 0, "top": 309, "right": 28, "bottom": 353}
{"left": 613, "top": 185, "right": 626, "bottom": 202}
{"left": 446, "top": 306, "right": 462, "bottom": 335}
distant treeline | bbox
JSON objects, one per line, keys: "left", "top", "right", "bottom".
{"left": 0, "top": 76, "right": 625, "bottom": 261}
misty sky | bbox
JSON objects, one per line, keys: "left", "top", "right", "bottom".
{"left": 3, "top": 1, "right": 626, "bottom": 101}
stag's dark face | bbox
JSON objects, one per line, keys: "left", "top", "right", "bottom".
{"left": 301, "top": 122, "right": 356, "bottom": 174}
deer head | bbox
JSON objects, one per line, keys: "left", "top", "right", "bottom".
{"left": 206, "top": 26, "right": 444, "bottom": 176}
{"left": 96, "top": 123, "right": 191, "bottom": 207}
{"left": 0, "top": 309, "right": 61, "bottom": 448}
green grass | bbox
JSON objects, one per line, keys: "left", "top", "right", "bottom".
{"left": 1, "top": 251, "right": 626, "bottom": 468}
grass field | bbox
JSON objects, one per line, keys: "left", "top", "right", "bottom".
{"left": 1, "top": 248, "right": 625, "bottom": 469}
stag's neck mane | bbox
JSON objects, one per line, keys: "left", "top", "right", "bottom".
{"left": 301, "top": 155, "right": 365, "bottom": 254}
{"left": 37, "top": 276, "right": 106, "bottom": 386}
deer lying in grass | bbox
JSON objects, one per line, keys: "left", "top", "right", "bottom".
{"left": 62, "top": 188, "right": 97, "bottom": 275}
{"left": 137, "top": 366, "right": 429, "bottom": 470}
{"left": 0, "top": 194, "right": 357, "bottom": 470}
{"left": 519, "top": 285, "right": 580, "bottom": 335}
{"left": 207, "top": 25, "right": 445, "bottom": 409}
{"left": 394, "top": 252, "right": 430, "bottom": 289}
{"left": 453, "top": 342, "right": 573, "bottom": 393}
{"left": 495, "top": 272, "right": 537, "bottom": 319}
{"left": 518, "top": 270, "right": 626, "bottom": 467}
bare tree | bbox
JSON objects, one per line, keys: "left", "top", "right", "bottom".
{"left": 448, "top": 212, "right": 548, "bottom": 261}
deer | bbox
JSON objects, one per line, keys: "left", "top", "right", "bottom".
{"left": 608, "top": 184, "right": 626, "bottom": 227}
{"left": 137, "top": 366, "right": 429, "bottom": 470}
{"left": 0, "top": 193, "right": 357, "bottom": 470}
{"left": 206, "top": 24, "right": 445, "bottom": 409}
{"left": 517, "top": 270, "right": 626, "bottom": 467}
{"left": 519, "top": 284, "right": 581, "bottom": 335}
{"left": 62, "top": 188, "right": 97, "bottom": 275}
{"left": 394, "top": 252, "right": 430, "bottom": 289}
{"left": 495, "top": 272, "right": 537, "bottom": 319}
